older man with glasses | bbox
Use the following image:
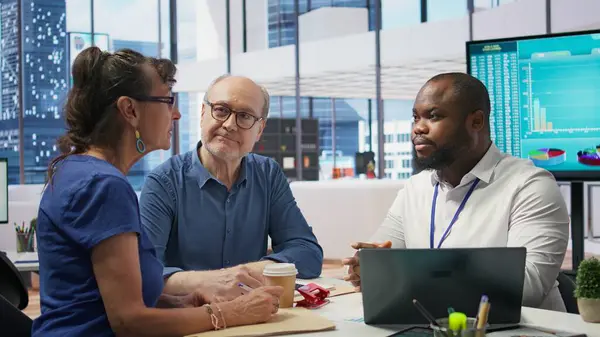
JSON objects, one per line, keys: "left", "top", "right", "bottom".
{"left": 139, "top": 75, "right": 323, "bottom": 296}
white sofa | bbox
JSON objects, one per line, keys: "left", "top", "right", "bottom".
{"left": 290, "top": 179, "right": 405, "bottom": 260}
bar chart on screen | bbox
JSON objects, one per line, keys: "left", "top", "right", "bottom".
{"left": 520, "top": 52, "right": 600, "bottom": 137}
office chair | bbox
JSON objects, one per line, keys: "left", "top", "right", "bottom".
{"left": 0, "top": 252, "right": 32, "bottom": 337}
{"left": 557, "top": 270, "right": 578, "bottom": 314}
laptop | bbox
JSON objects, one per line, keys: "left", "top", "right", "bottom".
{"left": 359, "top": 247, "right": 526, "bottom": 328}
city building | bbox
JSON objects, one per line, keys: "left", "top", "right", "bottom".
{"left": 0, "top": 0, "right": 68, "bottom": 184}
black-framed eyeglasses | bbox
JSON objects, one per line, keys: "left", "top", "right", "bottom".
{"left": 132, "top": 95, "right": 176, "bottom": 106}
{"left": 204, "top": 100, "right": 263, "bottom": 130}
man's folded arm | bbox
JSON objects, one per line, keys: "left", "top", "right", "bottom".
{"left": 264, "top": 162, "right": 324, "bottom": 279}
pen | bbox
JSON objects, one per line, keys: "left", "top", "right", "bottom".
{"left": 237, "top": 282, "right": 253, "bottom": 293}
{"left": 412, "top": 299, "right": 440, "bottom": 327}
{"left": 474, "top": 295, "right": 490, "bottom": 329}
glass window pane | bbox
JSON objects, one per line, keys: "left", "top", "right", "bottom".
{"left": 382, "top": 99, "right": 415, "bottom": 180}
{"left": 18, "top": 0, "right": 72, "bottom": 184}
{"left": 66, "top": 0, "right": 91, "bottom": 32}
{"left": 382, "top": 0, "right": 421, "bottom": 30}
{"left": 93, "top": 0, "right": 165, "bottom": 190}
{"left": 159, "top": 0, "right": 170, "bottom": 58}
{"left": 427, "top": 0, "right": 467, "bottom": 22}
{"left": 178, "top": 92, "right": 202, "bottom": 153}
{"left": 0, "top": 1, "right": 24, "bottom": 184}
{"left": 176, "top": 0, "right": 198, "bottom": 62}
{"left": 474, "top": 0, "right": 517, "bottom": 11}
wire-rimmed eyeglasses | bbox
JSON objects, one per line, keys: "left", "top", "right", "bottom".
{"left": 204, "top": 100, "right": 263, "bottom": 130}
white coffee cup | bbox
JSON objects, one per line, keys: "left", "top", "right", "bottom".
{"left": 263, "top": 263, "right": 298, "bottom": 308}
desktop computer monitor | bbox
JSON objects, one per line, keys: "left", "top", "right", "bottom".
{"left": 0, "top": 158, "right": 7, "bottom": 224}
{"left": 466, "top": 29, "right": 600, "bottom": 181}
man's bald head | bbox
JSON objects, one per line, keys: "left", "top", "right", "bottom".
{"left": 203, "top": 74, "right": 271, "bottom": 117}
{"left": 423, "top": 72, "right": 491, "bottom": 122}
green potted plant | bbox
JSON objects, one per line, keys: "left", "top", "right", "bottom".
{"left": 575, "top": 257, "right": 600, "bottom": 323}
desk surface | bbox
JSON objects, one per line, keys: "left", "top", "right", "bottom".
{"left": 5, "top": 251, "right": 39, "bottom": 272}
{"left": 293, "top": 277, "right": 600, "bottom": 337}
{"left": 2, "top": 257, "right": 598, "bottom": 336}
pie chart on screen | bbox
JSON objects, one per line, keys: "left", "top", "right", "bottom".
{"left": 528, "top": 148, "right": 566, "bottom": 167}
{"left": 577, "top": 145, "right": 600, "bottom": 166}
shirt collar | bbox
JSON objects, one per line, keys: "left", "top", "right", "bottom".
{"left": 430, "top": 143, "right": 503, "bottom": 187}
{"left": 191, "top": 141, "right": 249, "bottom": 189}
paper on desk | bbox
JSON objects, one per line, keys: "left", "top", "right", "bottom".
{"left": 319, "top": 301, "right": 364, "bottom": 324}
{"left": 295, "top": 279, "right": 335, "bottom": 290}
{"left": 185, "top": 307, "right": 335, "bottom": 337}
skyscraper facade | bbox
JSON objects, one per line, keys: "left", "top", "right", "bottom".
{"left": 0, "top": 0, "right": 68, "bottom": 184}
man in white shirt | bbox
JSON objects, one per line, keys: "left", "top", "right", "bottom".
{"left": 342, "top": 72, "right": 570, "bottom": 312}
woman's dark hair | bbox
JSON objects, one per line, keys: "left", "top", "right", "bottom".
{"left": 46, "top": 47, "right": 177, "bottom": 182}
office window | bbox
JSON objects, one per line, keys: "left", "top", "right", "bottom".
{"left": 383, "top": 100, "right": 415, "bottom": 179}
{"left": 474, "top": 0, "right": 517, "bottom": 10}
{"left": 19, "top": 0, "right": 69, "bottom": 184}
{"left": 0, "top": 1, "right": 24, "bottom": 184}
{"left": 381, "top": 0, "right": 421, "bottom": 30}
{"left": 402, "top": 159, "right": 412, "bottom": 168}
{"left": 427, "top": 0, "right": 467, "bottom": 22}
{"left": 178, "top": 92, "right": 201, "bottom": 153}
{"left": 268, "top": 0, "right": 370, "bottom": 48}
{"left": 94, "top": 0, "right": 168, "bottom": 190}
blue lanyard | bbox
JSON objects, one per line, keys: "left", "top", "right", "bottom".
{"left": 430, "top": 178, "right": 480, "bottom": 249}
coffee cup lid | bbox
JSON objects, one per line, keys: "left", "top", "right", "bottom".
{"left": 263, "top": 263, "right": 298, "bottom": 277}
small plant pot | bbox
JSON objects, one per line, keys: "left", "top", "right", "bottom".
{"left": 577, "top": 298, "right": 600, "bottom": 323}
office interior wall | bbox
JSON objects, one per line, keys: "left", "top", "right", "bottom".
{"left": 298, "top": 7, "right": 368, "bottom": 42}
{"left": 472, "top": 0, "right": 546, "bottom": 40}
{"left": 550, "top": 0, "right": 600, "bottom": 33}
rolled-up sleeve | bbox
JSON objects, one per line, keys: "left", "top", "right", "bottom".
{"left": 263, "top": 163, "right": 324, "bottom": 279}
{"left": 508, "top": 171, "right": 569, "bottom": 308}
{"left": 139, "top": 173, "right": 182, "bottom": 278}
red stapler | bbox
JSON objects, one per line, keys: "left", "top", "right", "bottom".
{"left": 295, "top": 283, "right": 330, "bottom": 309}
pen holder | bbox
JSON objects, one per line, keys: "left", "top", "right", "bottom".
{"left": 16, "top": 232, "right": 35, "bottom": 253}
{"left": 431, "top": 318, "right": 486, "bottom": 337}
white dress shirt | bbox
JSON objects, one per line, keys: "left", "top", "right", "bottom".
{"left": 370, "top": 144, "right": 570, "bottom": 312}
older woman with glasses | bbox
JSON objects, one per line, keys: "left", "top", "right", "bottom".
{"left": 139, "top": 74, "right": 324, "bottom": 296}
{"left": 33, "top": 49, "right": 283, "bottom": 337}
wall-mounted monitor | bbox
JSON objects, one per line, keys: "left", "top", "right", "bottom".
{"left": 0, "top": 158, "right": 7, "bottom": 224}
{"left": 466, "top": 29, "right": 600, "bottom": 181}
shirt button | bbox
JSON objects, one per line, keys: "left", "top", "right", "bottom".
{"left": 227, "top": 198, "right": 231, "bottom": 203}
{"left": 227, "top": 228, "right": 231, "bottom": 234}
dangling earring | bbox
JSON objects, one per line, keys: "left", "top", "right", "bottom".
{"left": 135, "top": 130, "right": 146, "bottom": 154}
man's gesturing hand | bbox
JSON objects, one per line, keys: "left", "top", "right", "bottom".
{"left": 341, "top": 241, "right": 392, "bottom": 290}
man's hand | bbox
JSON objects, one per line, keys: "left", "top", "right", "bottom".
{"left": 202, "top": 266, "right": 266, "bottom": 302}
{"left": 341, "top": 241, "right": 392, "bottom": 291}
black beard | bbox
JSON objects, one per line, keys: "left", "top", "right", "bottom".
{"left": 412, "top": 128, "right": 472, "bottom": 172}
{"left": 413, "top": 144, "right": 459, "bottom": 171}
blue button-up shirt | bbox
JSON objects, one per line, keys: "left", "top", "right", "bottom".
{"left": 139, "top": 143, "right": 323, "bottom": 279}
